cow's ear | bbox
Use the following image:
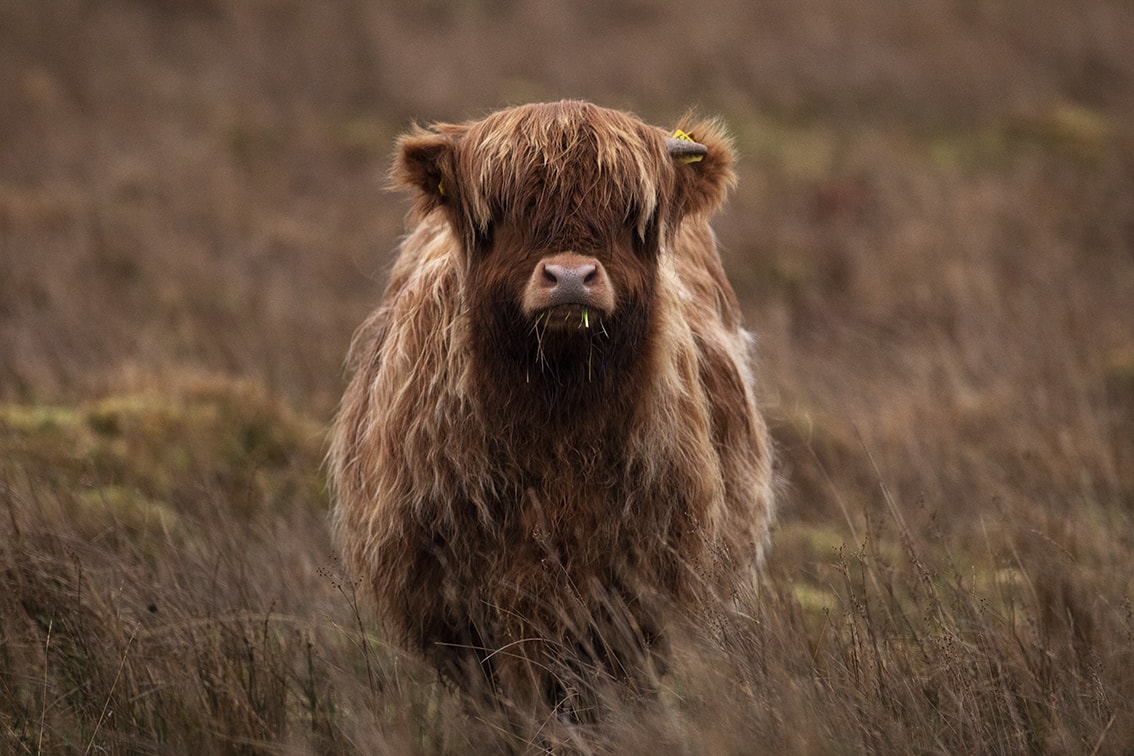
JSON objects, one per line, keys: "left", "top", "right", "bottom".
{"left": 667, "top": 117, "right": 737, "bottom": 222}
{"left": 391, "top": 124, "right": 463, "bottom": 219}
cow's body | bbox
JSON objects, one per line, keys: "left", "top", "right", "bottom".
{"left": 328, "top": 101, "right": 773, "bottom": 707}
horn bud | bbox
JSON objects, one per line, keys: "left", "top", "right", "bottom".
{"left": 666, "top": 135, "right": 707, "bottom": 163}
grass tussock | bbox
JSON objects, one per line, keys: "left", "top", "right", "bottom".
{"left": 4, "top": 396, "right": 1132, "bottom": 753}
{"left": 2, "top": 0, "right": 1134, "bottom": 752}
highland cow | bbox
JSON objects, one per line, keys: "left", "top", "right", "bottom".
{"left": 328, "top": 100, "right": 774, "bottom": 709}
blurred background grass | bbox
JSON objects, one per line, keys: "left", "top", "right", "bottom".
{"left": 2, "top": 0, "right": 1133, "bottom": 752}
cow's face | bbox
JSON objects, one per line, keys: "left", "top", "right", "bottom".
{"left": 488, "top": 221, "right": 625, "bottom": 334}
{"left": 462, "top": 214, "right": 656, "bottom": 388}
{"left": 392, "top": 101, "right": 734, "bottom": 386}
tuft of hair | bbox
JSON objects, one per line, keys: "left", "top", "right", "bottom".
{"left": 391, "top": 101, "right": 737, "bottom": 251}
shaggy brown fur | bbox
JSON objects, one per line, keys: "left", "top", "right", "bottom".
{"left": 328, "top": 100, "right": 774, "bottom": 710}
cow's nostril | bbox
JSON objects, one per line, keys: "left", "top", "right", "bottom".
{"left": 541, "top": 265, "right": 559, "bottom": 286}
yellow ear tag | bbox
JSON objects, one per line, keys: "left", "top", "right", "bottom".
{"left": 672, "top": 129, "right": 704, "bottom": 164}
{"left": 437, "top": 179, "right": 446, "bottom": 197}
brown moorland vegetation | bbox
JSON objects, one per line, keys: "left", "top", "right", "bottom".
{"left": 2, "top": 1, "right": 1133, "bottom": 752}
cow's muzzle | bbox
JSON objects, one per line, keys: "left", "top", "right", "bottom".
{"left": 521, "top": 253, "right": 615, "bottom": 330}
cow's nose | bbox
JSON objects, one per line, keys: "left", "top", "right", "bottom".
{"left": 539, "top": 261, "right": 600, "bottom": 299}
{"left": 522, "top": 253, "right": 616, "bottom": 318}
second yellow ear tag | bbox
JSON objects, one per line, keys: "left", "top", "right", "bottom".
{"left": 437, "top": 179, "right": 446, "bottom": 196}
{"left": 672, "top": 129, "right": 704, "bottom": 163}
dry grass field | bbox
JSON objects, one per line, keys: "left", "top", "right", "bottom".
{"left": 3, "top": 1, "right": 1134, "bottom": 752}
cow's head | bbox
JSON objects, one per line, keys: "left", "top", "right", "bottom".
{"left": 392, "top": 101, "right": 735, "bottom": 390}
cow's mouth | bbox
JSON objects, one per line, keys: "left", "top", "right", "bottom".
{"left": 533, "top": 303, "right": 609, "bottom": 334}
